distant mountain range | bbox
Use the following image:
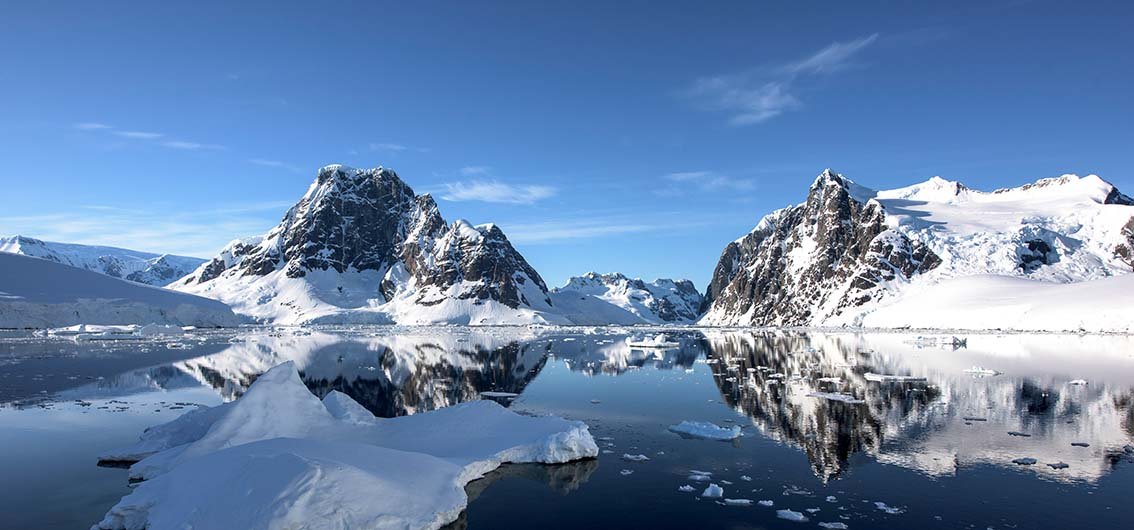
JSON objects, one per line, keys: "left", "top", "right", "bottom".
{"left": 0, "top": 236, "right": 204, "bottom": 286}
{"left": 3, "top": 165, "right": 1133, "bottom": 331}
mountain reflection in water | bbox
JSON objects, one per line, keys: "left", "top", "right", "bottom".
{"left": 51, "top": 328, "right": 1134, "bottom": 486}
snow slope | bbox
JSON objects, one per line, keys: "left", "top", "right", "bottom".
{"left": 0, "top": 253, "right": 239, "bottom": 328}
{"left": 0, "top": 235, "right": 204, "bottom": 286}
{"left": 551, "top": 272, "right": 704, "bottom": 324}
{"left": 95, "top": 362, "right": 597, "bottom": 530}
{"left": 858, "top": 274, "right": 1134, "bottom": 333}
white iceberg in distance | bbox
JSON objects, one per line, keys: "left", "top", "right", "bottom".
{"left": 95, "top": 361, "right": 598, "bottom": 530}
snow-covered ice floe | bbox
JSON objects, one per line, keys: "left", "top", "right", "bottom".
{"left": 668, "top": 420, "right": 743, "bottom": 441}
{"left": 94, "top": 361, "right": 598, "bottom": 530}
{"left": 625, "top": 333, "right": 680, "bottom": 349}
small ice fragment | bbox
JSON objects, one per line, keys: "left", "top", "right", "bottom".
{"left": 806, "top": 508, "right": 821, "bottom": 513}
{"left": 819, "top": 523, "right": 849, "bottom": 529}
{"left": 597, "top": 436, "right": 615, "bottom": 441}
{"left": 668, "top": 420, "right": 742, "bottom": 441}
{"left": 758, "top": 500, "right": 774, "bottom": 507}
{"left": 1047, "top": 461, "right": 1069, "bottom": 470}
{"left": 962, "top": 416, "right": 987, "bottom": 422}
{"left": 678, "top": 485, "right": 695, "bottom": 492}
{"left": 720, "top": 498, "right": 752, "bottom": 506}
{"left": 776, "top": 509, "right": 809, "bottom": 522}
{"left": 1069, "top": 379, "right": 1088, "bottom": 386}
{"left": 874, "top": 502, "right": 905, "bottom": 514}
{"left": 688, "top": 473, "right": 713, "bottom": 482}
{"left": 601, "top": 450, "right": 613, "bottom": 454}
{"left": 1071, "top": 442, "right": 1090, "bottom": 447}
{"left": 1007, "top": 431, "right": 1032, "bottom": 437}
{"left": 720, "top": 480, "right": 733, "bottom": 485}
{"left": 702, "top": 484, "right": 724, "bottom": 498}
{"left": 620, "top": 469, "right": 634, "bottom": 476}
{"left": 740, "top": 475, "right": 752, "bottom": 481}
{"left": 963, "top": 366, "right": 1000, "bottom": 376}
{"left": 590, "top": 399, "right": 601, "bottom": 404}
{"left": 621, "top": 453, "right": 649, "bottom": 462}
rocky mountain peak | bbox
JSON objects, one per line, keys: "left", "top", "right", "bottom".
{"left": 174, "top": 165, "right": 557, "bottom": 324}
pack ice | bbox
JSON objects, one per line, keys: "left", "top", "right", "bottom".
{"left": 93, "top": 361, "right": 598, "bottom": 530}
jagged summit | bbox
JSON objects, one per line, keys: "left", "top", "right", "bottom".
{"left": 173, "top": 165, "right": 561, "bottom": 325}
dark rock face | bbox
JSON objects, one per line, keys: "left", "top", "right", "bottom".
{"left": 702, "top": 170, "right": 940, "bottom": 326}
{"left": 1019, "top": 239, "right": 1057, "bottom": 272}
{"left": 1116, "top": 217, "right": 1134, "bottom": 268}
{"left": 177, "top": 165, "right": 551, "bottom": 312}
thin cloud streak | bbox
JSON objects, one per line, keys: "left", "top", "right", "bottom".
{"left": 248, "top": 158, "right": 303, "bottom": 173}
{"left": 441, "top": 180, "right": 557, "bottom": 204}
{"left": 685, "top": 33, "right": 879, "bottom": 125}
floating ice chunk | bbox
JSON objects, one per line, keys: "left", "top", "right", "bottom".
{"left": 740, "top": 475, "right": 752, "bottom": 481}
{"left": 1068, "top": 379, "right": 1088, "bottom": 386}
{"left": 702, "top": 483, "right": 724, "bottom": 498}
{"left": 1012, "top": 457, "right": 1037, "bottom": 465}
{"left": 321, "top": 390, "right": 378, "bottom": 425}
{"left": 963, "top": 366, "right": 1000, "bottom": 376}
{"left": 668, "top": 420, "right": 743, "bottom": 441}
{"left": 826, "top": 495, "right": 837, "bottom": 503}
{"left": 776, "top": 509, "right": 809, "bottom": 522}
{"left": 620, "top": 469, "right": 634, "bottom": 476}
{"left": 1071, "top": 442, "right": 1090, "bottom": 447}
{"left": 1047, "top": 461, "right": 1069, "bottom": 470}
{"left": 806, "top": 392, "right": 865, "bottom": 404}
{"left": 621, "top": 453, "right": 650, "bottom": 462}
{"left": 962, "top": 416, "right": 987, "bottom": 422}
{"left": 864, "top": 373, "right": 926, "bottom": 383}
{"left": 819, "top": 523, "right": 849, "bottom": 529}
{"left": 720, "top": 498, "right": 752, "bottom": 506}
{"left": 1007, "top": 431, "right": 1032, "bottom": 437}
{"left": 758, "top": 500, "right": 774, "bottom": 507}
{"left": 678, "top": 485, "right": 695, "bottom": 492}
{"left": 95, "top": 362, "right": 598, "bottom": 529}
{"left": 479, "top": 391, "right": 519, "bottom": 398}
{"left": 874, "top": 502, "right": 905, "bottom": 514}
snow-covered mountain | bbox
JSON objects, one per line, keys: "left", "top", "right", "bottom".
{"left": 172, "top": 165, "right": 566, "bottom": 325}
{"left": 701, "top": 170, "right": 1134, "bottom": 331}
{"left": 0, "top": 252, "right": 238, "bottom": 328}
{"left": 0, "top": 235, "right": 205, "bottom": 286}
{"left": 549, "top": 272, "right": 704, "bottom": 324}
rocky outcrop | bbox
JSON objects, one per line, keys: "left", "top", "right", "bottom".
{"left": 701, "top": 170, "right": 939, "bottom": 326}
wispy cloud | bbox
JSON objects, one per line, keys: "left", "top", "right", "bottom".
{"left": 441, "top": 180, "right": 557, "bottom": 205}
{"left": 503, "top": 219, "right": 655, "bottom": 243}
{"left": 370, "top": 142, "right": 430, "bottom": 153}
{"left": 684, "top": 33, "right": 879, "bottom": 125}
{"left": 248, "top": 158, "right": 303, "bottom": 173}
{"left": 113, "top": 130, "right": 165, "bottom": 140}
{"left": 73, "top": 122, "right": 225, "bottom": 151}
{"left": 73, "top": 122, "right": 112, "bottom": 131}
{"left": 459, "top": 166, "right": 491, "bottom": 176}
{"left": 163, "top": 140, "right": 225, "bottom": 150}
{"left": 662, "top": 170, "right": 756, "bottom": 192}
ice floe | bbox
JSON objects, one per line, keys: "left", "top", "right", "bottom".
{"left": 701, "top": 483, "right": 724, "bottom": 498}
{"left": 776, "top": 509, "right": 809, "bottom": 522}
{"left": 806, "top": 391, "right": 865, "bottom": 404}
{"left": 668, "top": 420, "right": 743, "bottom": 441}
{"left": 94, "top": 361, "right": 598, "bottom": 530}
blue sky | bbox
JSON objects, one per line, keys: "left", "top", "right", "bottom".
{"left": 1, "top": 0, "right": 1131, "bottom": 289}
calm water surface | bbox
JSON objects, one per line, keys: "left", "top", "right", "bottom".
{"left": 1, "top": 327, "right": 1132, "bottom": 529}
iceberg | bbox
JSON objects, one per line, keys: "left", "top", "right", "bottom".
{"left": 94, "top": 361, "right": 598, "bottom": 529}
